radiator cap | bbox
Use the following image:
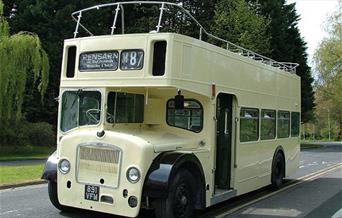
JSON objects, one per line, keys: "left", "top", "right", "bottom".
{"left": 97, "top": 130, "right": 105, "bottom": 138}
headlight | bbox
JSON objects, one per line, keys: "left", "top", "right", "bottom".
{"left": 126, "top": 167, "right": 140, "bottom": 183}
{"left": 58, "top": 159, "right": 70, "bottom": 174}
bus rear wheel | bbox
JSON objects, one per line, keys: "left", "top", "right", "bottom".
{"left": 48, "top": 181, "right": 70, "bottom": 211}
{"left": 154, "top": 169, "right": 195, "bottom": 218}
{"left": 271, "top": 152, "right": 285, "bottom": 190}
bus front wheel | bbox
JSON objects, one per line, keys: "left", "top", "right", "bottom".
{"left": 48, "top": 181, "right": 70, "bottom": 211}
{"left": 271, "top": 152, "right": 285, "bottom": 190}
{"left": 154, "top": 169, "right": 195, "bottom": 218}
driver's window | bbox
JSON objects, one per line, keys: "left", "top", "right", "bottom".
{"left": 61, "top": 92, "right": 78, "bottom": 131}
{"left": 79, "top": 92, "right": 101, "bottom": 125}
{"left": 60, "top": 90, "right": 102, "bottom": 132}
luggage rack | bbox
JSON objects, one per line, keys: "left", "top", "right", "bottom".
{"left": 71, "top": 1, "right": 299, "bottom": 74}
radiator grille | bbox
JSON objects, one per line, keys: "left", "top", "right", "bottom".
{"left": 77, "top": 144, "right": 121, "bottom": 188}
{"left": 79, "top": 147, "right": 120, "bottom": 164}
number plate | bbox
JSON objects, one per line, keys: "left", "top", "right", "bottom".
{"left": 84, "top": 185, "right": 100, "bottom": 201}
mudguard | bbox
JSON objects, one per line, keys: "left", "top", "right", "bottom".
{"left": 41, "top": 151, "right": 58, "bottom": 182}
{"left": 143, "top": 152, "right": 205, "bottom": 208}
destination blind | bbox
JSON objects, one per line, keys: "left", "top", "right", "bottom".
{"left": 79, "top": 51, "right": 119, "bottom": 71}
{"left": 79, "top": 50, "right": 144, "bottom": 71}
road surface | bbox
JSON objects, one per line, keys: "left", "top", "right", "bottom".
{"left": 0, "top": 144, "right": 341, "bottom": 218}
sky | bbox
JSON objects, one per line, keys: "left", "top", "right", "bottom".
{"left": 286, "top": 0, "right": 339, "bottom": 66}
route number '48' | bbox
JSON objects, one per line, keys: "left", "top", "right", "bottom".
{"left": 120, "top": 50, "right": 144, "bottom": 70}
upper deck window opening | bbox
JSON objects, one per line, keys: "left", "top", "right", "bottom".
{"left": 71, "top": 2, "right": 299, "bottom": 74}
{"left": 66, "top": 46, "right": 76, "bottom": 78}
{"left": 152, "top": 41, "right": 167, "bottom": 76}
{"left": 167, "top": 99, "right": 203, "bottom": 133}
{"left": 107, "top": 92, "right": 144, "bottom": 123}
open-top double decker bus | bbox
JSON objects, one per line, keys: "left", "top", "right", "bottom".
{"left": 42, "top": 2, "right": 301, "bottom": 218}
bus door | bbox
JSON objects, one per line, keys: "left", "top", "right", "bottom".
{"left": 215, "top": 93, "right": 233, "bottom": 189}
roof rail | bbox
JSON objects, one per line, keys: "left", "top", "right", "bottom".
{"left": 71, "top": 1, "right": 299, "bottom": 74}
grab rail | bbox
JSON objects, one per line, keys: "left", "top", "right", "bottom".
{"left": 71, "top": 1, "right": 299, "bottom": 73}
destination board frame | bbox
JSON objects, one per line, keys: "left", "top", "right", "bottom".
{"left": 79, "top": 50, "right": 119, "bottom": 72}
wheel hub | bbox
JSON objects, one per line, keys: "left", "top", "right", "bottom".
{"left": 180, "top": 196, "right": 187, "bottom": 205}
{"left": 174, "top": 184, "right": 190, "bottom": 217}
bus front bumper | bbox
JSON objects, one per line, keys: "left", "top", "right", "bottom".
{"left": 58, "top": 177, "right": 141, "bottom": 217}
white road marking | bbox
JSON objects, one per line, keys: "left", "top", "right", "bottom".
{"left": 332, "top": 207, "right": 342, "bottom": 218}
{"left": 215, "top": 163, "right": 342, "bottom": 218}
{"left": 0, "top": 210, "right": 19, "bottom": 215}
{"left": 241, "top": 207, "right": 302, "bottom": 217}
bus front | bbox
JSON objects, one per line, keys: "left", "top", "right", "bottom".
{"left": 48, "top": 30, "right": 177, "bottom": 217}
{"left": 42, "top": 25, "right": 208, "bottom": 216}
{"left": 56, "top": 89, "right": 154, "bottom": 217}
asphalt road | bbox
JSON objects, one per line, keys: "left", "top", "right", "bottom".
{"left": 0, "top": 144, "right": 341, "bottom": 218}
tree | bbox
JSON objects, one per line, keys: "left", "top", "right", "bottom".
{"left": 3, "top": 0, "right": 219, "bottom": 125}
{"left": 314, "top": 1, "right": 342, "bottom": 140}
{"left": 252, "top": 0, "right": 315, "bottom": 122}
{"left": 212, "top": 0, "right": 271, "bottom": 55}
{"left": 3, "top": 0, "right": 313, "bottom": 125}
{"left": 0, "top": 0, "right": 49, "bottom": 124}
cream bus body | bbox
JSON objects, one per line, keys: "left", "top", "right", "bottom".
{"left": 42, "top": 3, "right": 301, "bottom": 218}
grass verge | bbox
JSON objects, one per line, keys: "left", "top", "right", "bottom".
{"left": 0, "top": 146, "right": 55, "bottom": 161}
{"left": 300, "top": 143, "right": 323, "bottom": 149}
{"left": 0, "top": 164, "right": 45, "bottom": 185}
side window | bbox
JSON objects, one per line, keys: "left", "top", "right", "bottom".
{"left": 240, "top": 108, "right": 259, "bottom": 142}
{"left": 167, "top": 99, "right": 203, "bottom": 132}
{"left": 261, "top": 109, "right": 276, "bottom": 140}
{"left": 291, "top": 112, "right": 300, "bottom": 137}
{"left": 278, "top": 111, "right": 290, "bottom": 138}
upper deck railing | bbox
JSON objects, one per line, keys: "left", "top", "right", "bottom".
{"left": 71, "top": 1, "right": 299, "bottom": 74}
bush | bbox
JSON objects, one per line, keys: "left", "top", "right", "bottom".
{"left": 0, "top": 121, "right": 55, "bottom": 147}
{"left": 24, "top": 122, "right": 55, "bottom": 147}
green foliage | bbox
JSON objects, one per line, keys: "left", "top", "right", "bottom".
{"left": 0, "top": 32, "right": 49, "bottom": 123}
{"left": 2, "top": 0, "right": 314, "bottom": 128}
{"left": 0, "top": 121, "right": 55, "bottom": 147}
{"left": 0, "top": 145, "right": 55, "bottom": 161}
{"left": 252, "top": 0, "right": 315, "bottom": 122}
{"left": 0, "top": 0, "right": 8, "bottom": 37}
{"left": 4, "top": 0, "right": 107, "bottom": 124}
{"left": 3, "top": 0, "right": 217, "bottom": 124}
{"left": 212, "top": 0, "right": 271, "bottom": 55}
{"left": 0, "top": 164, "right": 45, "bottom": 185}
{"left": 314, "top": 2, "right": 342, "bottom": 140}
{"left": 0, "top": 2, "right": 49, "bottom": 124}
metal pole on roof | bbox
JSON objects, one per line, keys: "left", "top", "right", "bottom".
{"left": 74, "top": 12, "right": 82, "bottom": 38}
{"left": 120, "top": 5, "right": 125, "bottom": 34}
{"left": 156, "top": 3, "right": 165, "bottom": 32}
{"left": 111, "top": 4, "right": 121, "bottom": 35}
{"left": 199, "top": 28, "right": 203, "bottom": 40}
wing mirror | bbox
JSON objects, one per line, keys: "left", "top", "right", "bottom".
{"left": 174, "top": 90, "right": 184, "bottom": 110}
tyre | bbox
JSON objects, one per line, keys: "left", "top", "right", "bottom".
{"left": 271, "top": 152, "right": 285, "bottom": 190}
{"left": 48, "top": 181, "right": 70, "bottom": 211}
{"left": 154, "top": 169, "right": 195, "bottom": 218}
